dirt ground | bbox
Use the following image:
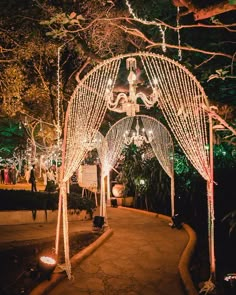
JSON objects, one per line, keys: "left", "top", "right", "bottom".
{"left": 0, "top": 232, "right": 100, "bottom": 295}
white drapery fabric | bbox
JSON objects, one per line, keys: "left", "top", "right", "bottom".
{"left": 140, "top": 54, "right": 214, "bottom": 276}
{"left": 140, "top": 115, "right": 175, "bottom": 216}
{"left": 63, "top": 59, "right": 121, "bottom": 182}
{"left": 141, "top": 54, "right": 210, "bottom": 181}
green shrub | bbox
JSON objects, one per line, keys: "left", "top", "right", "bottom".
{"left": 0, "top": 190, "right": 58, "bottom": 211}
{"left": 0, "top": 190, "right": 96, "bottom": 216}
{"left": 68, "top": 192, "right": 96, "bottom": 217}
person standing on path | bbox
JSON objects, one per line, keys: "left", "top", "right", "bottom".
{"left": 0, "top": 167, "right": 4, "bottom": 184}
{"left": 25, "top": 166, "right": 30, "bottom": 183}
{"left": 29, "top": 164, "right": 37, "bottom": 192}
{"left": 11, "top": 166, "right": 17, "bottom": 184}
{"left": 4, "top": 166, "right": 9, "bottom": 184}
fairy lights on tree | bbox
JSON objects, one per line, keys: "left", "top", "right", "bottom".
{"left": 125, "top": 0, "right": 167, "bottom": 53}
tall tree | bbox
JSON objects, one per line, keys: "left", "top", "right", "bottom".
{"left": 0, "top": 0, "right": 235, "bottom": 155}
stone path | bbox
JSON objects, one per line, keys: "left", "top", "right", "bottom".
{"left": 48, "top": 207, "right": 188, "bottom": 295}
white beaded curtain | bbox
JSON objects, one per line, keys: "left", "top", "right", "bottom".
{"left": 96, "top": 133, "right": 106, "bottom": 165}
{"left": 141, "top": 54, "right": 216, "bottom": 279}
{"left": 94, "top": 130, "right": 104, "bottom": 152}
{"left": 63, "top": 59, "right": 121, "bottom": 182}
{"left": 56, "top": 59, "right": 120, "bottom": 280}
{"left": 99, "top": 116, "right": 134, "bottom": 216}
{"left": 141, "top": 54, "right": 210, "bottom": 180}
{"left": 84, "top": 129, "right": 104, "bottom": 153}
{"left": 140, "top": 115, "right": 175, "bottom": 216}
{"left": 103, "top": 116, "right": 134, "bottom": 176}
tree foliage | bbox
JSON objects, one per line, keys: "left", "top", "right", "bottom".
{"left": 0, "top": 0, "right": 235, "bottom": 157}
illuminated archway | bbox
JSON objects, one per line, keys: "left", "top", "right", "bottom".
{"left": 99, "top": 115, "right": 174, "bottom": 218}
{"left": 57, "top": 52, "right": 215, "bottom": 282}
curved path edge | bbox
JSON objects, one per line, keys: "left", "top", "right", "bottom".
{"left": 30, "top": 228, "right": 114, "bottom": 295}
{"left": 119, "top": 207, "right": 198, "bottom": 295}
{"left": 179, "top": 223, "right": 198, "bottom": 295}
{"left": 30, "top": 206, "right": 198, "bottom": 295}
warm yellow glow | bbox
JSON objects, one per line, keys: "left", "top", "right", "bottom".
{"left": 40, "top": 256, "right": 56, "bottom": 265}
{"left": 60, "top": 52, "right": 211, "bottom": 281}
{"left": 124, "top": 117, "right": 153, "bottom": 147}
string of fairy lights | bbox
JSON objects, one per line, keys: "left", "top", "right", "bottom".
{"left": 125, "top": 0, "right": 182, "bottom": 60}
{"left": 12, "top": 44, "right": 63, "bottom": 172}
{"left": 125, "top": 0, "right": 167, "bottom": 53}
{"left": 176, "top": 6, "right": 182, "bottom": 61}
{"left": 18, "top": 113, "right": 60, "bottom": 171}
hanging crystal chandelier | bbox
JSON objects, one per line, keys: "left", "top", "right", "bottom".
{"left": 124, "top": 117, "right": 153, "bottom": 147}
{"left": 82, "top": 134, "right": 102, "bottom": 151}
{"left": 105, "top": 57, "right": 160, "bottom": 116}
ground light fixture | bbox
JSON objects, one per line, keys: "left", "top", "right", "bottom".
{"left": 38, "top": 253, "right": 57, "bottom": 280}
{"left": 170, "top": 213, "right": 182, "bottom": 229}
{"left": 93, "top": 215, "right": 105, "bottom": 229}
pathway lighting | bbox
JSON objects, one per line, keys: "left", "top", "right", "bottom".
{"left": 38, "top": 253, "right": 57, "bottom": 280}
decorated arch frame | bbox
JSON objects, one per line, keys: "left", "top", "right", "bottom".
{"left": 99, "top": 114, "right": 175, "bottom": 217}
{"left": 56, "top": 52, "right": 215, "bottom": 281}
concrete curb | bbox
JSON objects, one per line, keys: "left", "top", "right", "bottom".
{"left": 179, "top": 223, "right": 198, "bottom": 295}
{"left": 30, "top": 207, "right": 198, "bottom": 295}
{"left": 118, "top": 206, "right": 198, "bottom": 295}
{"left": 30, "top": 227, "right": 114, "bottom": 295}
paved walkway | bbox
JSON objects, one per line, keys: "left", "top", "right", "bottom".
{"left": 0, "top": 183, "right": 194, "bottom": 295}
{"left": 0, "top": 181, "right": 46, "bottom": 192}
{"left": 48, "top": 207, "right": 188, "bottom": 295}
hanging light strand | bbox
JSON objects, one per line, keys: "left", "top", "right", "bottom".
{"left": 100, "top": 117, "right": 134, "bottom": 177}
{"left": 57, "top": 46, "right": 62, "bottom": 148}
{"left": 176, "top": 6, "right": 182, "bottom": 61}
{"left": 63, "top": 59, "right": 121, "bottom": 182}
{"left": 125, "top": 0, "right": 166, "bottom": 52}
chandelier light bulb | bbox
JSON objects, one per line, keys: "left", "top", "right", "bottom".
{"left": 126, "top": 57, "right": 137, "bottom": 71}
{"left": 105, "top": 57, "right": 159, "bottom": 116}
{"left": 124, "top": 117, "right": 153, "bottom": 147}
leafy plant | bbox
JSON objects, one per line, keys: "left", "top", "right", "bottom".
{"left": 222, "top": 210, "right": 236, "bottom": 236}
{"left": 68, "top": 192, "right": 96, "bottom": 218}
{"left": 116, "top": 144, "right": 170, "bottom": 212}
{"left": 0, "top": 189, "right": 96, "bottom": 218}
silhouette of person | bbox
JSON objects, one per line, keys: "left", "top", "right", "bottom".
{"left": 0, "top": 168, "right": 4, "bottom": 184}
{"left": 30, "top": 164, "right": 37, "bottom": 192}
